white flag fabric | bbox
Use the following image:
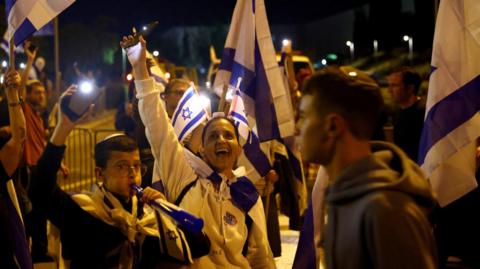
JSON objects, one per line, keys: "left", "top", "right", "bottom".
{"left": 5, "top": 0, "right": 75, "bottom": 46}
{"left": 171, "top": 86, "right": 208, "bottom": 142}
{"left": 229, "top": 88, "right": 252, "bottom": 143}
{"left": 213, "top": 0, "right": 295, "bottom": 142}
{"left": 418, "top": 0, "right": 480, "bottom": 206}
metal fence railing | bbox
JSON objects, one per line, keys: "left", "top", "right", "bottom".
{"left": 57, "top": 128, "right": 123, "bottom": 193}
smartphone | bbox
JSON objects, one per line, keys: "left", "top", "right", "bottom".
{"left": 61, "top": 85, "right": 102, "bottom": 122}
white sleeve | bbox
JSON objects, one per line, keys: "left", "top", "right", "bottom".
{"left": 135, "top": 78, "right": 197, "bottom": 201}
{"left": 246, "top": 200, "right": 277, "bottom": 269}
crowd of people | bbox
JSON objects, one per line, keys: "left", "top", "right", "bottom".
{"left": 0, "top": 31, "right": 478, "bottom": 269}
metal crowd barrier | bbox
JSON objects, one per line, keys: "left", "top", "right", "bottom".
{"left": 57, "top": 128, "right": 123, "bottom": 193}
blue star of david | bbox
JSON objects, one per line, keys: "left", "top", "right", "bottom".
{"left": 182, "top": 107, "right": 193, "bottom": 120}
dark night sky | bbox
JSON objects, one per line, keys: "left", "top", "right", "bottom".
{"left": 61, "top": 0, "right": 369, "bottom": 31}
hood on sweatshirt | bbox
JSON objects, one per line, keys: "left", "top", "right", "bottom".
{"left": 326, "top": 141, "right": 437, "bottom": 210}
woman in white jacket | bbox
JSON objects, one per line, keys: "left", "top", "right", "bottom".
{"left": 121, "top": 36, "right": 276, "bottom": 269}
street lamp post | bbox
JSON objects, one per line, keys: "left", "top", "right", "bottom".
{"left": 346, "top": 40, "right": 354, "bottom": 62}
{"left": 403, "top": 35, "right": 413, "bottom": 62}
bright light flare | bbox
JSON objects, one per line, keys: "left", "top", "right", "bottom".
{"left": 153, "top": 50, "right": 159, "bottom": 57}
{"left": 403, "top": 35, "right": 410, "bottom": 42}
{"left": 126, "top": 73, "right": 133, "bottom": 81}
{"left": 282, "top": 39, "right": 291, "bottom": 47}
{"left": 79, "top": 81, "right": 94, "bottom": 94}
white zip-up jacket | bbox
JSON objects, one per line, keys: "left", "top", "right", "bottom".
{"left": 135, "top": 78, "right": 276, "bottom": 269}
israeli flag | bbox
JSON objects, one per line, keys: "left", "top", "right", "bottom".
{"left": 1, "top": 179, "right": 33, "bottom": 269}
{"left": 1, "top": 31, "right": 24, "bottom": 54}
{"left": 228, "top": 78, "right": 273, "bottom": 179}
{"left": 229, "top": 80, "right": 252, "bottom": 144}
{"left": 214, "top": 0, "right": 295, "bottom": 142}
{"left": 418, "top": 0, "right": 480, "bottom": 206}
{"left": 5, "top": 0, "right": 75, "bottom": 46}
{"left": 171, "top": 86, "right": 208, "bottom": 142}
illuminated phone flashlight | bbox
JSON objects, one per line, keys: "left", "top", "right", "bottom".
{"left": 1, "top": 61, "right": 7, "bottom": 68}
{"left": 126, "top": 73, "right": 133, "bottom": 81}
{"left": 79, "top": 80, "right": 94, "bottom": 94}
{"left": 19, "top": 63, "right": 26, "bottom": 69}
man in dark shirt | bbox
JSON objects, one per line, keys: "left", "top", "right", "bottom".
{"left": 388, "top": 67, "right": 425, "bottom": 161}
{"left": 29, "top": 86, "right": 210, "bottom": 268}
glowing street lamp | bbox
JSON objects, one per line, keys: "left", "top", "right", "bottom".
{"left": 346, "top": 40, "right": 354, "bottom": 61}
{"left": 403, "top": 35, "right": 413, "bottom": 61}
{"left": 373, "top": 39, "right": 379, "bottom": 56}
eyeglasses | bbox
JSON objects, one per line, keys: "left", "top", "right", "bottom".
{"left": 115, "top": 161, "right": 148, "bottom": 176}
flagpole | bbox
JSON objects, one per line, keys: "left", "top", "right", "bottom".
{"left": 217, "top": 83, "right": 228, "bottom": 113}
{"left": 9, "top": 38, "right": 15, "bottom": 69}
{"left": 54, "top": 17, "right": 61, "bottom": 94}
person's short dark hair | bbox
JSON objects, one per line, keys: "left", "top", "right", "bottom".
{"left": 94, "top": 134, "right": 139, "bottom": 168}
{"left": 303, "top": 67, "right": 383, "bottom": 140}
{"left": 392, "top": 67, "right": 422, "bottom": 95}
{"left": 26, "top": 80, "right": 43, "bottom": 94}
{"left": 164, "top": 78, "right": 190, "bottom": 94}
{"left": 201, "top": 116, "right": 240, "bottom": 145}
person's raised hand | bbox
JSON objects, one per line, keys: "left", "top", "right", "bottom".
{"left": 24, "top": 41, "right": 37, "bottom": 62}
{"left": 120, "top": 35, "right": 146, "bottom": 68}
{"left": 57, "top": 85, "right": 94, "bottom": 129}
{"left": 4, "top": 69, "right": 21, "bottom": 91}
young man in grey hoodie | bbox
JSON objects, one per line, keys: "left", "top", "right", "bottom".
{"left": 296, "top": 67, "right": 438, "bottom": 268}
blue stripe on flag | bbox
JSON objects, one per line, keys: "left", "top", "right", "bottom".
{"left": 231, "top": 61, "right": 255, "bottom": 93}
{"left": 2, "top": 182, "right": 33, "bottom": 269}
{"left": 249, "top": 39, "right": 281, "bottom": 140}
{"left": 218, "top": 43, "right": 282, "bottom": 141}
{"left": 5, "top": 0, "right": 16, "bottom": 18}
{"left": 13, "top": 18, "right": 36, "bottom": 46}
{"left": 293, "top": 201, "right": 316, "bottom": 269}
{"left": 33, "top": 21, "right": 54, "bottom": 36}
{"left": 178, "top": 110, "right": 206, "bottom": 141}
{"left": 231, "top": 111, "right": 249, "bottom": 126}
{"left": 243, "top": 133, "right": 271, "bottom": 176}
{"left": 172, "top": 90, "right": 195, "bottom": 126}
{"left": 418, "top": 74, "right": 480, "bottom": 164}
{"left": 229, "top": 176, "right": 259, "bottom": 213}
{"left": 218, "top": 48, "right": 236, "bottom": 74}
